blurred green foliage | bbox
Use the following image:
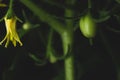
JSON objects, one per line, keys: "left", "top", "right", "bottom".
{"left": 0, "top": 0, "right": 120, "bottom": 80}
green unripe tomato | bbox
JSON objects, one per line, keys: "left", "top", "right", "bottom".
{"left": 79, "top": 12, "right": 96, "bottom": 38}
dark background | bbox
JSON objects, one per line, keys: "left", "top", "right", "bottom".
{"left": 0, "top": 0, "right": 120, "bottom": 80}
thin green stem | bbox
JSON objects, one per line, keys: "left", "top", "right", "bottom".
{"left": 20, "top": 0, "right": 66, "bottom": 35}
{"left": 9, "top": 0, "right": 13, "bottom": 9}
{"left": 46, "top": 28, "right": 53, "bottom": 58}
{"left": 88, "top": 0, "right": 91, "bottom": 9}
{"left": 89, "top": 38, "right": 93, "bottom": 46}
{"left": 22, "top": 10, "right": 29, "bottom": 22}
{"left": 46, "top": 28, "right": 57, "bottom": 63}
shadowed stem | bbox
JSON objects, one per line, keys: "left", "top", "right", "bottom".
{"left": 20, "top": 0, "right": 66, "bottom": 35}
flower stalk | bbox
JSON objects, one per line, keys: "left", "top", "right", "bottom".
{"left": 9, "top": 0, "right": 13, "bottom": 9}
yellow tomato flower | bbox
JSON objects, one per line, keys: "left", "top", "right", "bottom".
{"left": 0, "top": 16, "right": 23, "bottom": 47}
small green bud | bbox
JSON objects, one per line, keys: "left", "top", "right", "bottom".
{"left": 22, "top": 22, "right": 32, "bottom": 30}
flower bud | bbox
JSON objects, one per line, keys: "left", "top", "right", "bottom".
{"left": 22, "top": 22, "right": 32, "bottom": 30}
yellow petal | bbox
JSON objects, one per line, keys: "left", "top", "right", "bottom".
{"left": 0, "top": 16, "right": 23, "bottom": 47}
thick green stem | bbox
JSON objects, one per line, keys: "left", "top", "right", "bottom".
{"left": 63, "top": 0, "right": 75, "bottom": 80}
{"left": 64, "top": 55, "right": 74, "bottom": 80}
{"left": 20, "top": 0, "right": 66, "bottom": 35}
{"left": 61, "top": 30, "right": 74, "bottom": 80}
